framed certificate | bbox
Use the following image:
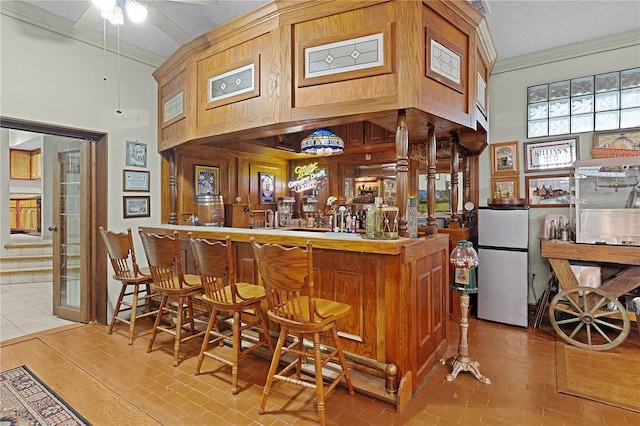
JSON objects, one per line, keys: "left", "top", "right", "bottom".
{"left": 122, "top": 170, "right": 150, "bottom": 192}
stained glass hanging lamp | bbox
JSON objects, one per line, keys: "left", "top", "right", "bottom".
{"left": 300, "top": 128, "right": 344, "bottom": 156}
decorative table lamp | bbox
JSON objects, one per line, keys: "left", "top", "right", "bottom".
{"left": 441, "top": 240, "right": 491, "bottom": 384}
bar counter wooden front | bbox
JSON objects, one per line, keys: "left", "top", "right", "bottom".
{"left": 141, "top": 225, "right": 450, "bottom": 411}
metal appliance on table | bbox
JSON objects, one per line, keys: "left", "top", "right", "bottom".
{"left": 301, "top": 196, "right": 318, "bottom": 219}
{"left": 477, "top": 206, "right": 529, "bottom": 327}
{"left": 573, "top": 156, "right": 640, "bottom": 246}
{"left": 276, "top": 197, "right": 295, "bottom": 227}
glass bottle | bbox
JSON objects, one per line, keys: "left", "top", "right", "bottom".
{"left": 549, "top": 219, "right": 557, "bottom": 240}
{"left": 374, "top": 198, "right": 383, "bottom": 238}
{"left": 366, "top": 205, "right": 377, "bottom": 238}
{"left": 561, "top": 219, "right": 571, "bottom": 241}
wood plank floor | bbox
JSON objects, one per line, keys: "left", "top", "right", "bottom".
{"left": 1, "top": 316, "right": 639, "bottom": 425}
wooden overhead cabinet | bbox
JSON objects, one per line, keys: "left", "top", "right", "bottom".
{"left": 10, "top": 149, "right": 42, "bottom": 180}
{"left": 30, "top": 148, "right": 42, "bottom": 179}
{"left": 154, "top": 0, "right": 496, "bottom": 150}
{"left": 10, "top": 149, "right": 32, "bottom": 179}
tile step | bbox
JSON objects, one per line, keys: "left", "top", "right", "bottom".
{"left": 0, "top": 255, "right": 53, "bottom": 262}
{"left": 0, "top": 269, "right": 53, "bottom": 285}
{"left": 4, "top": 243, "right": 53, "bottom": 249}
{"left": 0, "top": 267, "right": 53, "bottom": 275}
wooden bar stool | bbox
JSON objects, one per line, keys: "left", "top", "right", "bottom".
{"left": 138, "top": 229, "right": 206, "bottom": 367}
{"left": 190, "top": 234, "right": 273, "bottom": 394}
{"left": 250, "top": 238, "right": 354, "bottom": 426}
{"left": 99, "top": 227, "right": 157, "bottom": 345}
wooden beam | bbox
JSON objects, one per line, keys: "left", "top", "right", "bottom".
{"left": 395, "top": 110, "right": 409, "bottom": 237}
{"left": 425, "top": 124, "right": 437, "bottom": 236}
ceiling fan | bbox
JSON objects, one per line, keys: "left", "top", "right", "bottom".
{"left": 73, "top": 0, "right": 216, "bottom": 45}
{"left": 73, "top": 0, "right": 214, "bottom": 114}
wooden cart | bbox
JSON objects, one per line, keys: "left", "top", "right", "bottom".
{"left": 540, "top": 240, "right": 640, "bottom": 350}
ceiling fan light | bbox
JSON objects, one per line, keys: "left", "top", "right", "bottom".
{"left": 125, "top": 0, "right": 148, "bottom": 23}
{"left": 93, "top": 0, "right": 116, "bottom": 13}
{"left": 101, "top": 4, "right": 124, "bottom": 25}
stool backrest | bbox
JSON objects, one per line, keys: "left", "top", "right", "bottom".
{"left": 138, "top": 229, "right": 185, "bottom": 290}
{"left": 189, "top": 235, "right": 239, "bottom": 304}
{"left": 99, "top": 227, "right": 144, "bottom": 280}
{"left": 251, "top": 238, "right": 316, "bottom": 323}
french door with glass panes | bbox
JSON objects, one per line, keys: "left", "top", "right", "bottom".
{"left": 51, "top": 140, "right": 91, "bottom": 322}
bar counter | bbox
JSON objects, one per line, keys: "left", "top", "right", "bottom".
{"left": 145, "top": 224, "right": 422, "bottom": 254}
{"left": 141, "top": 225, "right": 450, "bottom": 411}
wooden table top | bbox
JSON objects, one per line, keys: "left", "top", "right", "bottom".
{"left": 540, "top": 240, "right": 640, "bottom": 266}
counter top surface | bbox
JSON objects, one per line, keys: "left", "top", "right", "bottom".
{"left": 141, "top": 224, "right": 447, "bottom": 255}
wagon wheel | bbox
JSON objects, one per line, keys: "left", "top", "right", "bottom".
{"left": 548, "top": 286, "right": 630, "bottom": 351}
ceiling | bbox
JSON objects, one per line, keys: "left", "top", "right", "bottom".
{"left": 2, "top": 1, "right": 639, "bottom": 151}
{"left": 2, "top": 0, "right": 639, "bottom": 72}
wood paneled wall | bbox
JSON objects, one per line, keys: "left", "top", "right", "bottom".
{"left": 161, "top": 143, "right": 288, "bottom": 224}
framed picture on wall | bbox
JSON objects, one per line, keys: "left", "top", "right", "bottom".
{"left": 122, "top": 169, "right": 150, "bottom": 192}
{"left": 491, "top": 176, "right": 520, "bottom": 198}
{"left": 491, "top": 141, "right": 520, "bottom": 176}
{"left": 592, "top": 127, "right": 640, "bottom": 149}
{"left": 523, "top": 137, "right": 579, "bottom": 172}
{"left": 259, "top": 172, "right": 275, "bottom": 204}
{"left": 123, "top": 196, "right": 150, "bottom": 218}
{"left": 194, "top": 165, "right": 219, "bottom": 196}
{"left": 525, "top": 174, "right": 571, "bottom": 207}
{"left": 125, "top": 140, "right": 147, "bottom": 168}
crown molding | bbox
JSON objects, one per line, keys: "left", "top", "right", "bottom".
{"left": 0, "top": 1, "right": 166, "bottom": 68}
{"left": 492, "top": 29, "right": 640, "bottom": 75}
{"left": 3, "top": 2, "right": 638, "bottom": 77}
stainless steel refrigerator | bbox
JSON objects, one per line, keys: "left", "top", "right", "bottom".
{"left": 477, "top": 207, "right": 529, "bottom": 327}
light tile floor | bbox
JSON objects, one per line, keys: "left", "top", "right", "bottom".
{"left": 0, "top": 280, "right": 75, "bottom": 341}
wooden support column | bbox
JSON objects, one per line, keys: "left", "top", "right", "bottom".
{"left": 425, "top": 124, "right": 437, "bottom": 236}
{"left": 450, "top": 137, "right": 460, "bottom": 229}
{"left": 463, "top": 154, "right": 471, "bottom": 205}
{"left": 395, "top": 110, "right": 409, "bottom": 237}
{"left": 168, "top": 148, "right": 178, "bottom": 225}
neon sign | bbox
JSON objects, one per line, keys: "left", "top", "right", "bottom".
{"left": 289, "top": 162, "right": 327, "bottom": 193}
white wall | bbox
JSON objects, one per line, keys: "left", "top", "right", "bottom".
{"left": 484, "top": 43, "right": 640, "bottom": 303}
{"left": 0, "top": 14, "right": 161, "bottom": 319}
{"left": 0, "top": 130, "right": 9, "bottom": 242}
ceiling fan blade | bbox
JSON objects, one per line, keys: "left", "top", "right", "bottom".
{"left": 147, "top": 4, "right": 193, "bottom": 45}
{"left": 73, "top": 5, "right": 103, "bottom": 31}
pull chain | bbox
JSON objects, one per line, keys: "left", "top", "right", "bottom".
{"left": 116, "top": 24, "right": 122, "bottom": 114}
{"left": 103, "top": 18, "right": 107, "bottom": 81}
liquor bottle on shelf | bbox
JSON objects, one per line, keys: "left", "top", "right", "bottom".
{"left": 366, "top": 205, "right": 376, "bottom": 238}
